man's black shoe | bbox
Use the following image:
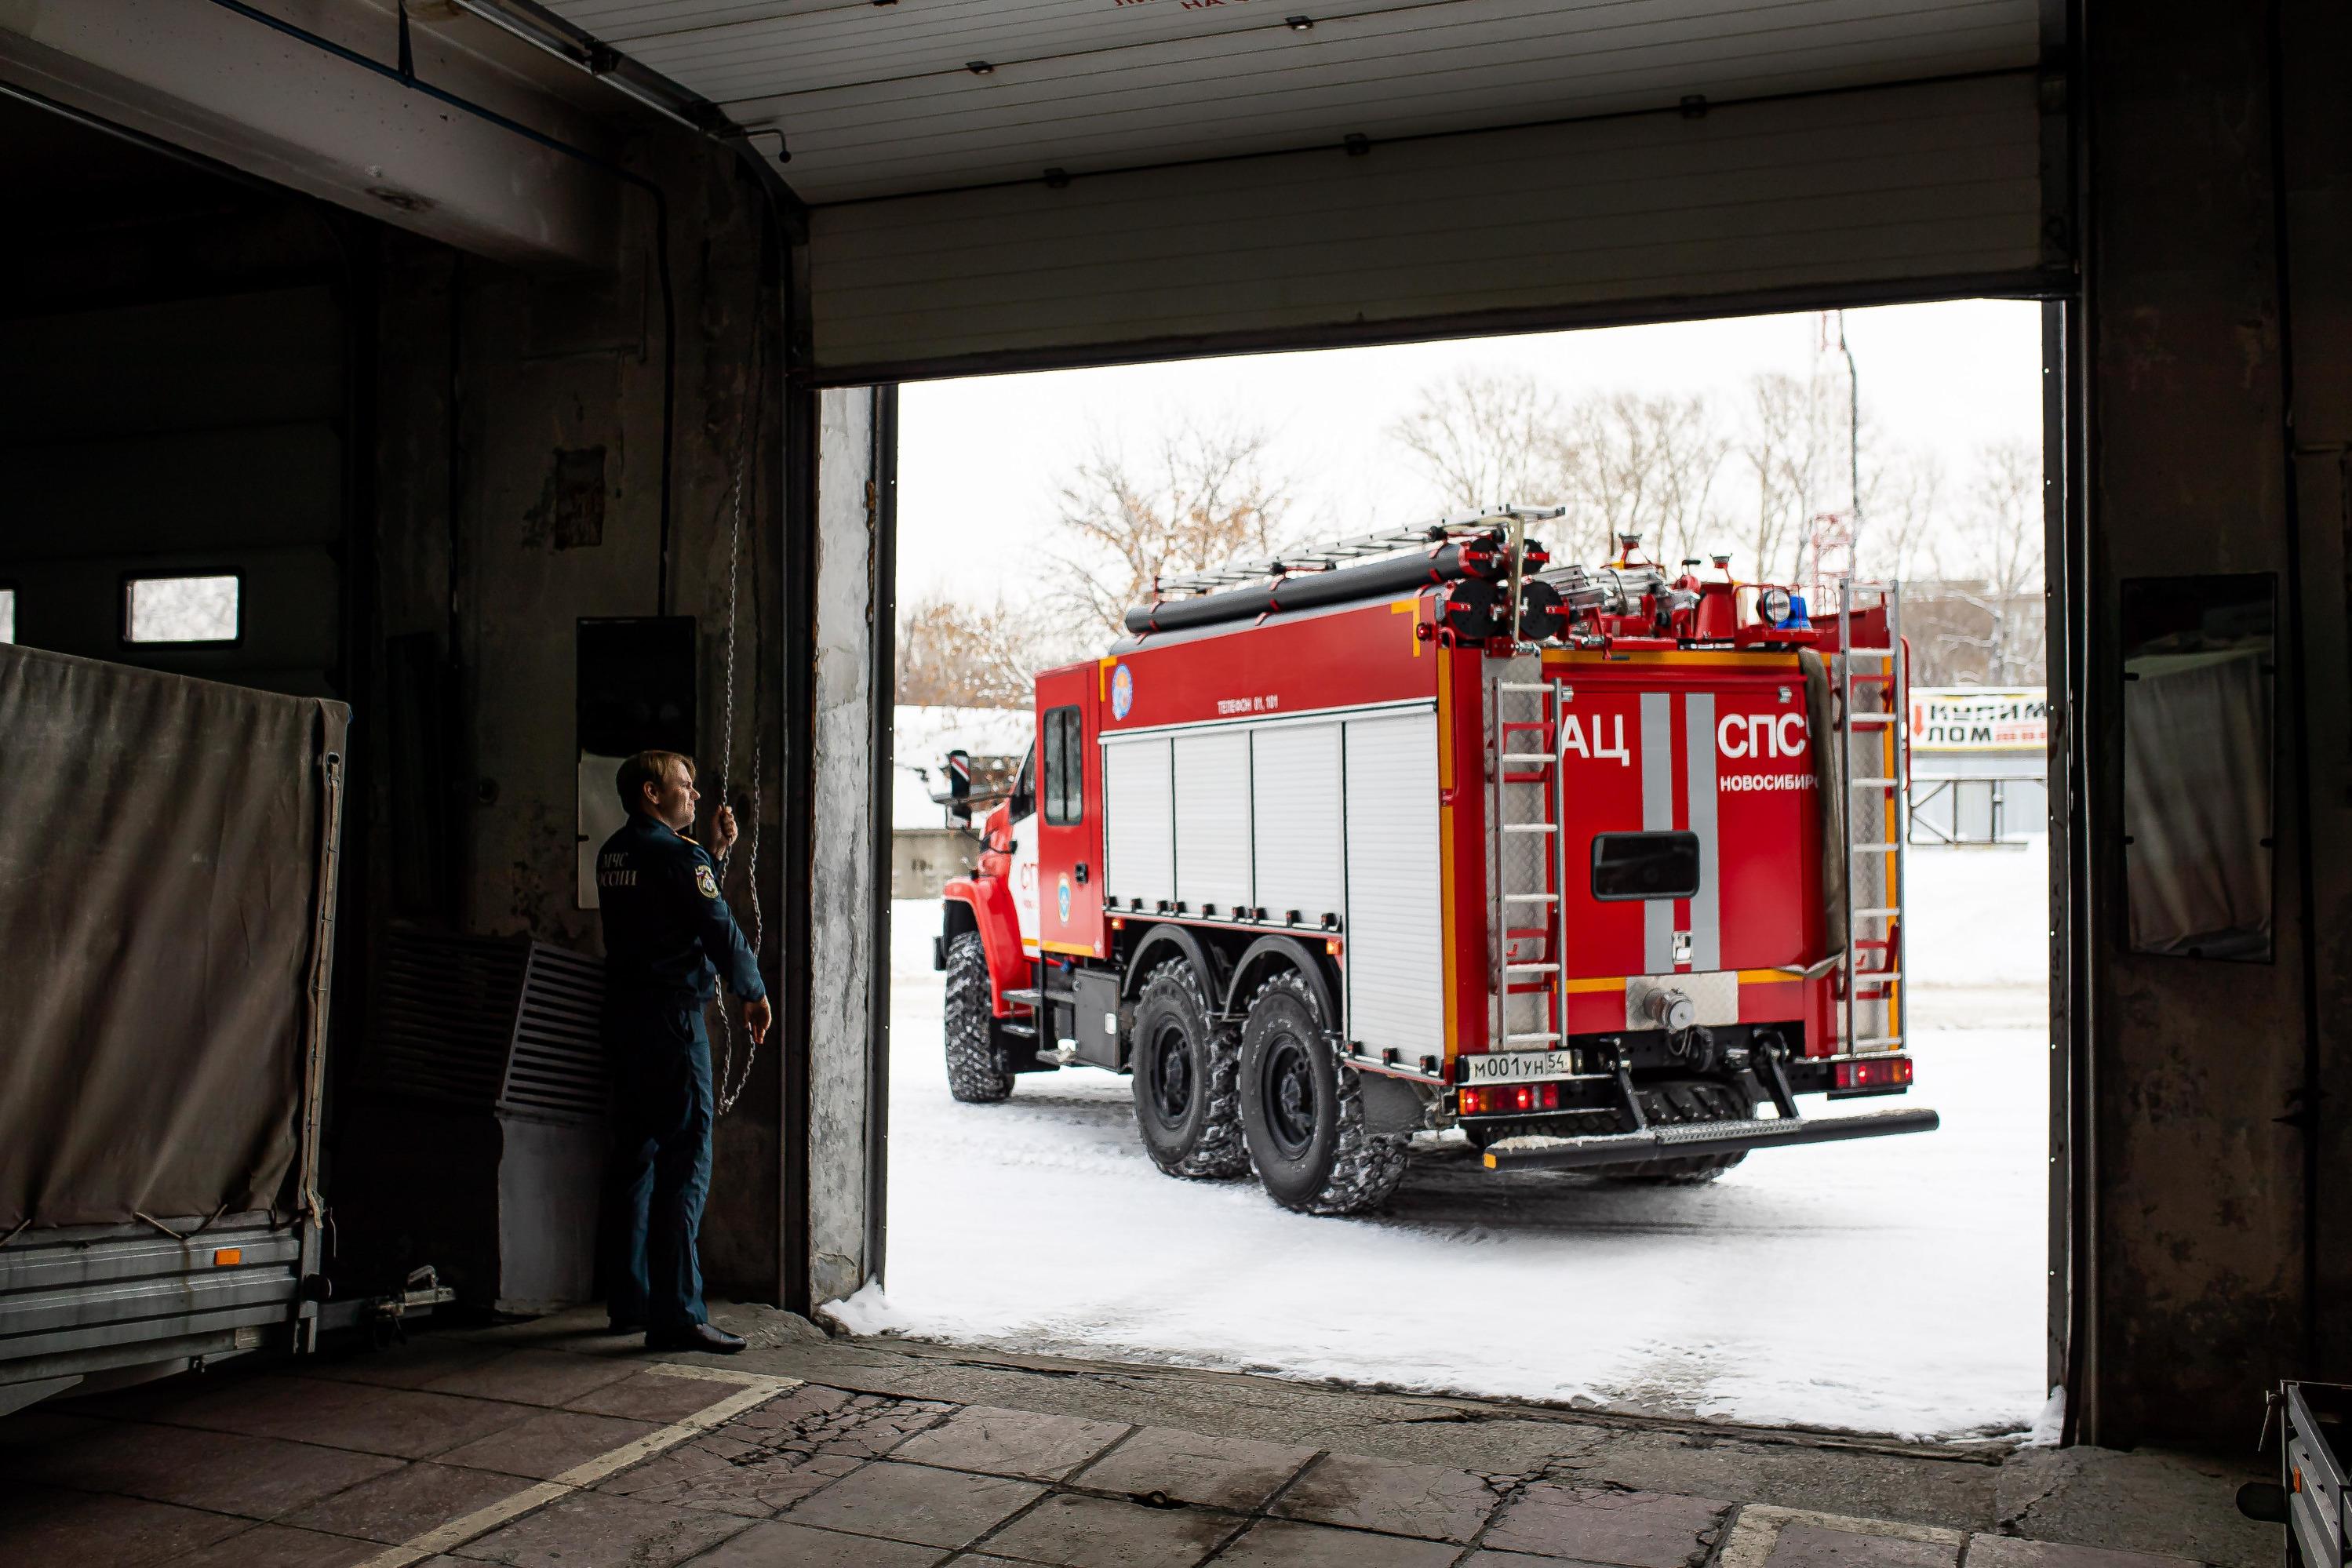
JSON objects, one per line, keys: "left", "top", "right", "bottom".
{"left": 607, "top": 1317, "right": 646, "bottom": 1335}
{"left": 645, "top": 1322, "right": 746, "bottom": 1354}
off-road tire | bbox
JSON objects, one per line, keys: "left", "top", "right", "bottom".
{"left": 1237, "top": 970, "right": 1409, "bottom": 1215}
{"left": 1129, "top": 958, "right": 1247, "bottom": 1179}
{"left": 943, "top": 931, "right": 1014, "bottom": 1104}
{"left": 1603, "top": 1077, "right": 1750, "bottom": 1183}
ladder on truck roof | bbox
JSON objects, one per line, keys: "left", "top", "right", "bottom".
{"left": 1150, "top": 505, "right": 1564, "bottom": 598}
{"left": 1490, "top": 663, "right": 1564, "bottom": 1052}
{"left": 1834, "top": 577, "right": 1909, "bottom": 1058}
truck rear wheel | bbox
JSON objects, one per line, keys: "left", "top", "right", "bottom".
{"left": 1604, "top": 1078, "right": 1750, "bottom": 1183}
{"left": 1238, "top": 970, "right": 1408, "bottom": 1215}
{"left": 943, "top": 931, "right": 1014, "bottom": 1104}
{"left": 1130, "top": 957, "right": 1246, "bottom": 1179}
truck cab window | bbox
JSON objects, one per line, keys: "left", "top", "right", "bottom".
{"left": 1591, "top": 831, "right": 1701, "bottom": 901}
{"left": 1043, "top": 705, "right": 1083, "bottom": 825}
{"left": 1010, "top": 744, "right": 1036, "bottom": 820}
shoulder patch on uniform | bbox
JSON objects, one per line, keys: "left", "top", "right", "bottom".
{"left": 695, "top": 864, "right": 720, "bottom": 899}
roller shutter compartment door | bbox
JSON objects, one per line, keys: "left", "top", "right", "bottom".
{"left": 806, "top": 75, "right": 2048, "bottom": 380}
{"left": 1173, "top": 729, "right": 1252, "bottom": 914}
{"left": 1342, "top": 709, "right": 1442, "bottom": 1059}
{"left": 1252, "top": 721, "right": 1344, "bottom": 927}
{"left": 1102, "top": 735, "right": 1174, "bottom": 910}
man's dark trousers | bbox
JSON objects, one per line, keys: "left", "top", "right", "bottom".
{"left": 604, "top": 995, "right": 714, "bottom": 1331}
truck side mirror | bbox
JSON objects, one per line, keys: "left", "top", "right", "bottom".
{"left": 945, "top": 749, "right": 971, "bottom": 823}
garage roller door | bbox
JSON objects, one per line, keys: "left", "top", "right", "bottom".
{"left": 806, "top": 73, "right": 2048, "bottom": 381}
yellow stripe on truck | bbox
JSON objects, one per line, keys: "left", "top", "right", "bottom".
{"left": 1563, "top": 972, "right": 1804, "bottom": 1000}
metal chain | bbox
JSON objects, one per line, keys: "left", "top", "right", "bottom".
{"left": 710, "top": 430, "right": 763, "bottom": 1117}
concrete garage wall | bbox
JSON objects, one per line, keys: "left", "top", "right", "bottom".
{"left": 2282, "top": 0, "right": 2352, "bottom": 1410}
{"left": 804, "top": 387, "right": 892, "bottom": 1306}
{"left": 2, "top": 7, "right": 803, "bottom": 1308}
{"left": 364, "top": 137, "right": 793, "bottom": 1303}
{"left": 0, "top": 173, "right": 351, "bottom": 700}
{"left": 2081, "top": 0, "right": 2352, "bottom": 1443}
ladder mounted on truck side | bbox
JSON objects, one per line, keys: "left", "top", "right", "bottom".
{"left": 1833, "top": 577, "right": 1910, "bottom": 1060}
{"left": 1489, "top": 662, "right": 1564, "bottom": 1053}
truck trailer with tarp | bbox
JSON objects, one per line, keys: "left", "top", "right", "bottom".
{"left": 0, "top": 643, "right": 383, "bottom": 1413}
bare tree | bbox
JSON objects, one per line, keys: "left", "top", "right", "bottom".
{"left": 1732, "top": 372, "right": 1821, "bottom": 584}
{"left": 1955, "top": 438, "right": 2044, "bottom": 682}
{"left": 1389, "top": 369, "right": 1564, "bottom": 511}
{"left": 1962, "top": 438, "right": 2043, "bottom": 602}
{"left": 895, "top": 595, "right": 1058, "bottom": 708}
{"left": 1553, "top": 391, "right": 1731, "bottom": 568}
{"left": 1048, "top": 421, "right": 1294, "bottom": 641}
{"left": 1895, "top": 439, "right": 2044, "bottom": 683}
{"left": 1858, "top": 441, "right": 1947, "bottom": 586}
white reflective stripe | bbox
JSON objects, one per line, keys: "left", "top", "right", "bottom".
{"left": 1684, "top": 691, "right": 1720, "bottom": 972}
{"left": 1640, "top": 692, "right": 1673, "bottom": 974}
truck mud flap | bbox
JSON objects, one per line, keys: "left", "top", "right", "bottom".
{"left": 1479, "top": 1107, "right": 1940, "bottom": 1171}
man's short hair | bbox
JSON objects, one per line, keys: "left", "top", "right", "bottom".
{"left": 617, "top": 750, "right": 694, "bottom": 813}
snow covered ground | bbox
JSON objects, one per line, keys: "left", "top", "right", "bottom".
{"left": 836, "top": 840, "right": 2051, "bottom": 1439}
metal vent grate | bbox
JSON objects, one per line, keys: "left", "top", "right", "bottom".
{"left": 366, "top": 928, "right": 607, "bottom": 1126}
{"left": 504, "top": 944, "right": 608, "bottom": 1120}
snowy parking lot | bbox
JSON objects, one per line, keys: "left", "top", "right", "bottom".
{"left": 834, "top": 842, "right": 2052, "bottom": 1439}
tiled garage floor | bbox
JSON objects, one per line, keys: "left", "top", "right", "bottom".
{"left": 0, "top": 1333, "right": 2212, "bottom": 1568}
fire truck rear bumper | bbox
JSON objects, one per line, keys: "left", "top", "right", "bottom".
{"left": 1478, "top": 1107, "right": 1941, "bottom": 1171}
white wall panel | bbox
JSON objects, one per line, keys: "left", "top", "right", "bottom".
{"left": 1102, "top": 736, "right": 1174, "bottom": 908}
{"left": 806, "top": 74, "right": 2044, "bottom": 377}
{"left": 1252, "top": 722, "right": 1344, "bottom": 924}
{"left": 1173, "top": 729, "right": 1252, "bottom": 913}
{"left": 1343, "top": 711, "right": 1443, "bottom": 1057}
{"left": 545, "top": 0, "right": 2033, "bottom": 205}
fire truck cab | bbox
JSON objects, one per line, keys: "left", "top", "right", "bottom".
{"left": 935, "top": 511, "right": 1935, "bottom": 1216}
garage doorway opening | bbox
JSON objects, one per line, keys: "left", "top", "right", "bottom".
{"left": 849, "top": 302, "right": 2053, "bottom": 1439}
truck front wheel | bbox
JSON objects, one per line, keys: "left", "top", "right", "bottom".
{"left": 943, "top": 931, "right": 1015, "bottom": 1104}
{"left": 1237, "top": 970, "right": 1408, "bottom": 1216}
{"left": 1130, "top": 958, "right": 1246, "bottom": 1179}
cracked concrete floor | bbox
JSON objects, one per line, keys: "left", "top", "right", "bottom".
{"left": 13, "top": 1305, "right": 2253, "bottom": 1568}
{"left": 0, "top": 1308, "right": 2274, "bottom": 1567}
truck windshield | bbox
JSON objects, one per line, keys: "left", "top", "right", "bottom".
{"left": 1591, "top": 831, "right": 1701, "bottom": 901}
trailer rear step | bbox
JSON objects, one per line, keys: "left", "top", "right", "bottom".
{"left": 1479, "top": 1107, "right": 1940, "bottom": 1170}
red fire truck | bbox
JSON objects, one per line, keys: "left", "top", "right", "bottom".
{"left": 934, "top": 511, "right": 1936, "bottom": 1216}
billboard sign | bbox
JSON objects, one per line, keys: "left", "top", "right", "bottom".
{"left": 1909, "top": 688, "right": 2048, "bottom": 752}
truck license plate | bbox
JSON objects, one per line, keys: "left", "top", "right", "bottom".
{"left": 1463, "top": 1051, "right": 1576, "bottom": 1084}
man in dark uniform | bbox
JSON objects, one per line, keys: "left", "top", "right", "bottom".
{"left": 596, "top": 749, "right": 771, "bottom": 1354}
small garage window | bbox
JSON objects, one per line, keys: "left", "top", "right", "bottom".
{"left": 0, "top": 584, "right": 14, "bottom": 644}
{"left": 1043, "top": 705, "right": 1083, "bottom": 824}
{"left": 124, "top": 572, "right": 240, "bottom": 646}
{"left": 1592, "top": 831, "right": 1701, "bottom": 901}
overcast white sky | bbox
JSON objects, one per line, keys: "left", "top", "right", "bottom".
{"left": 894, "top": 299, "right": 2044, "bottom": 610}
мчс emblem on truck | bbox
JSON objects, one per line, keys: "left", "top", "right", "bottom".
{"left": 930, "top": 508, "right": 1935, "bottom": 1216}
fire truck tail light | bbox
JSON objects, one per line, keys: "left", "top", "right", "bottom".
{"left": 1832, "top": 1056, "right": 1913, "bottom": 1092}
{"left": 1459, "top": 1082, "right": 1560, "bottom": 1117}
